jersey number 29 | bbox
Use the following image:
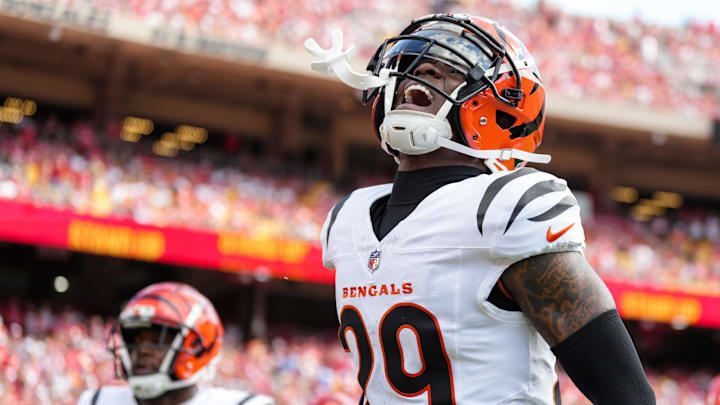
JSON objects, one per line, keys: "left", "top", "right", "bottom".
{"left": 339, "top": 303, "right": 456, "bottom": 404}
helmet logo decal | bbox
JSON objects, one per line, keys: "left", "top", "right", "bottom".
{"left": 121, "top": 304, "right": 156, "bottom": 319}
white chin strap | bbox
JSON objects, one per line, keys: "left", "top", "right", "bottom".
{"left": 128, "top": 372, "right": 199, "bottom": 399}
{"left": 304, "top": 28, "right": 551, "bottom": 173}
{"left": 127, "top": 355, "right": 218, "bottom": 400}
{"left": 436, "top": 137, "right": 552, "bottom": 171}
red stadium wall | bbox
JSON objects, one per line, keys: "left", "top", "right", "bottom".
{"left": 2, "top": 198, "right": 719, "bottom": 328}
{"left": 0, "top": 199, "right": 331, "bottom": 284}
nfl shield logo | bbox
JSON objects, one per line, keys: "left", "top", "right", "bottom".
{"left": 368, "top": 250, "right": 381, "bottom": 272}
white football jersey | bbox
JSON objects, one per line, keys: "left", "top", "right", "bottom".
{"left": 321, "top": 168, "right": 585, "bottom": 405}
{"left": 77, "top": 386, "right": 274, "bottom": 405}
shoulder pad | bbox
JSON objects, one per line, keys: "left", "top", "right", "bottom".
{"left": 475, "top": 169, "right": 585, "bottom": 262}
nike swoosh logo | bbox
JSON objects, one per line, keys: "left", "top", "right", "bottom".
{"left": 547, "top": 223, "right": 574, "bottom": 242}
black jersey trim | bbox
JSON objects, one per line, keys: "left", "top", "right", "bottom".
{"left": 326, "top": 193, "right": 352, "bottom": 246}
{"left": 91, "top": 388, "right": 101, "bottom": 405}
{"left": 477, "top": 168, "right": 537, "bottom": 235}
{"left": 554, "top": 379, "right": 562, "bottom": 405}
{"left": 528, "top": 195, "right": 578, "bottom": 222}
{"left": 238, "top": 394, "right": 257, "bottom": 405}
{"left": 504, "top": 179, "right": 566, "bottom": 233}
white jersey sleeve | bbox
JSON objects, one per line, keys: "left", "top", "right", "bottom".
{"left": 320, "top": 193, "right": 353, "bottom": 269}
{"left": 482, "top": 169, "right": 585, "bottom": 265}
{"left": 76, "top": 389, "right": 95, "bottom": 405}
{"left": 321, "top": 185, "right": 391, "bottom": 270}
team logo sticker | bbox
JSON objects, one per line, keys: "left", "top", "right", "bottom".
{"left": 368, "top": 250, "right": 381, "bottom": 272}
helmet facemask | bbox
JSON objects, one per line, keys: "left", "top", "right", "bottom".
{"left": 364, "top": 14, "right": 550, "bottom": 172}
{"left": 108, "top": 293, "right": 220, "bottom": 399}
{"left": 364, "top": 16, "right": 522, "bottom": 108}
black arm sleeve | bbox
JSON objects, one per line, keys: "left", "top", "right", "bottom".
{"left": 551, "top": 309, "right": 656, "bottom": 405}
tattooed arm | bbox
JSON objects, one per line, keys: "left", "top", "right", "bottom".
{"left": 500, "top": 251, "right": 614, "bottom": 346}
{"left": 501, "top": 251, "right": 656, "bottom": 404}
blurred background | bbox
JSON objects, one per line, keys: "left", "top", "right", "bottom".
{"left": 0, "top": 0, "right": 718, "bottom": 404}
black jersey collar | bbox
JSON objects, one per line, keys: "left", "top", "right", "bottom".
{"left": 389, "top": 165, "right": 484, "bottom": 206}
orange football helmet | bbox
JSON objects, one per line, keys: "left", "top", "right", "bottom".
{"left": 108, "top": 282, "right": 223, "bottom": 399}
{"left": 365, "top": 14, "right": 548, "bottom": 172}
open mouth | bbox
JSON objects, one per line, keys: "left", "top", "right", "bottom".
{"left": 403, "top": 84, "right": 433, "bottom": 107}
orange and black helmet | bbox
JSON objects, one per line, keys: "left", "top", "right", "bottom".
{"left": 365, "top": 14, "right": 546, "bottom": 171}
{"left": 108, "top": 282, "right": 223, "bottom": 398}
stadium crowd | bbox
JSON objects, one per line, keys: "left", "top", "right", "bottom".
{"left": 80, "top": 0, "right": 720, "bottom": 117}
{"left": 1, "top": 116, "right": 718, "bottom": 294}
{"left": 0, "top": 303, "right": 715, "bottom": 405}
{"left": 0, "top": 301, "right": 361, "bottom": 405}
{"left": 2, "top": 3, "right": 718, "bottom": 405}
{"left": 0, "top": 116, "right": 338, "bottom": 242}
{"left": 587, "top": 213, "right": 720, "bottom": 296}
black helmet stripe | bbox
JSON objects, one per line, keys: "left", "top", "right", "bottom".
{"left": 493, "top": 23, "right": 508, "bottom": 48}
{"left": 132, "top": 293, "right": 182, "bottom": 321}
{"left": 529, "top": 81, "right": 539, "bottom": 95}
{"left": 509, "top": 100, "right": 545, "bottom": 140}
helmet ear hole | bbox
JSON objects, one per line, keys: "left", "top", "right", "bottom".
{"left": 495, "top": 110, "right": 516, "bottom": 130}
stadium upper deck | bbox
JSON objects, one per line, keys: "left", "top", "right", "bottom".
{"left": 0, "top": 0, "right": 718, "bottom": 120}
{"left": 0, "top": 6, "right": 717, "bottom": 199}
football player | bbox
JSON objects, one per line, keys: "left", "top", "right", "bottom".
{"left": 77, "top": 282, "right": 273, "bottom": 405}
{"left": 308, "top": 14, "right": 656, "bottom": 404}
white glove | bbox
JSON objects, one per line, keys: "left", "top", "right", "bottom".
{"left": 304, "top": 29, "right": 389, "bottom": 90}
